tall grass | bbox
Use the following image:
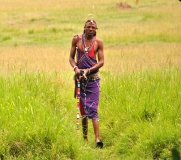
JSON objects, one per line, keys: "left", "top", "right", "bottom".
{"left": 0, "top": 71, "right": 76, "bottom": 159}
{"left": 100, "top": 67, "right": 181, "bottom": 159}
{"left": 0, "top": 0, "right": 181, "bottom": 159}
{"left": 0, "top": 67, "right": 180, "bottom": 159}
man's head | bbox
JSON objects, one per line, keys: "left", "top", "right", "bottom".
{"left": 83, "top": 20, "right": 98, "bottom": 36}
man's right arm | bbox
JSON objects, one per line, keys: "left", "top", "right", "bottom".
{"left": 69, "top": 37, "right": 77, "bottom": 68}
{"left": 69, "top": 36, "right": 82, "bottom": 76}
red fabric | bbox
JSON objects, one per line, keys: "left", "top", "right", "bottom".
{"left": 79, "top": 102, "right": 86, "bottom": 116}
{"left": 88, "top": 46, "right": 94, "bottom": 58}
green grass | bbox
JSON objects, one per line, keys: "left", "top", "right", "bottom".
{"left": 0, "top": 0, "right": 181, "bottom": 159}
{"left": 1, "top": 0, "right": 181, "bottom": 47}
{"left": 0, "top": 68, "right": 180, "bottom": 159}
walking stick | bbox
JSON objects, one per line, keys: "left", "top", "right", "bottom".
{"left": 76, "top": 79, "right": 81, "bottom": 134}
{"left": 76, "top": 71, "right": 84, "bottom": 135}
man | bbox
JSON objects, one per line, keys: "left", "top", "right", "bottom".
{"left": 69, "top": 20, "right": 104, "bottom": 148}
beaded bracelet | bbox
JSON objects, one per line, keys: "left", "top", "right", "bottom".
{"left": 87, "top": 68, "right": 90, "bottom": 74}
{"left": 73, "top": 66, "right": 78, "bottom": 71}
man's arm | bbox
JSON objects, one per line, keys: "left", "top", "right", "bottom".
{"left": 69, "top": 36, "right": 82, "bottom": 76}
{"left": 69, "top": 37, "right": 77, "bottom": 68}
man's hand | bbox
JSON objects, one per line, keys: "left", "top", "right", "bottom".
{"left": 75, "top": 68, "right": 89, "bottom": 81}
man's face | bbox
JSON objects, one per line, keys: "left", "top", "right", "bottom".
{"left": 84, "top": 21, "right": 97, "bottom": 36}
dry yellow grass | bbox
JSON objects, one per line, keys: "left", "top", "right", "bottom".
{"left": 0, "top": 0, "right": 180, "bottom": 75}
{"left": 0, "top": 43, "right": 180, "bottom": 75}
{"left": 104, "top": 43, "right": 181, "bottom": 73}
{"left": 0, "top": 0, "right": 114, "bottom": 10}
{"left": 0, "top": 47, "right": 69, "bottom": 74}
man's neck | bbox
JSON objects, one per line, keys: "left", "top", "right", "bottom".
{"left": 84, "top": 34, "right": 94, "bottom": 40}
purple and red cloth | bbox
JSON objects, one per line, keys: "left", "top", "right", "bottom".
{"left": 75, "top": 34, "right": 100, "bottom": 119}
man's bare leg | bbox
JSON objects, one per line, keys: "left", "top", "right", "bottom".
{"left": 92, "top": 119, "right": 101, "bottom": 142}
{"left": 92, "top": 119, "right": 103, "bottom": 148}
{"left": 82, "top": 117, "right": 88, "bottom": 141}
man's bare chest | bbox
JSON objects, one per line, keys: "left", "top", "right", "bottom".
{"left": 77, "top": 39, "right": 98, "bottom": 53}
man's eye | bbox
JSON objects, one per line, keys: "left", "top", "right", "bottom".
{"left": 86, "top": 26, "right": 96, "bottom": 29}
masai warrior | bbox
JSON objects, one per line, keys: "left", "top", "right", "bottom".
{"left": 69, "top": 20, "right": 104, "bottom": 148}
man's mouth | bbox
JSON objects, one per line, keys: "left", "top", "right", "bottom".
{"left": 88, "top": 31, "right": 93, "bottom": 34}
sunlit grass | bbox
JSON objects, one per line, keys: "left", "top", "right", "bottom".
{"left": 0, "top": 43, "right": 180, "bottom": 75}
{"left": 100, "top": 67, "right": 181, "bottom": 159}
{"left": 1, "top": 0, "right": 181, "bottom": 47}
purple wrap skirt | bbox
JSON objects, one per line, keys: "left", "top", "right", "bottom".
{"left": 79, "top": 77, "right": 100, "bottom": 119}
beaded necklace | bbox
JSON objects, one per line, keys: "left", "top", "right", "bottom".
{"left": 82, "top": 34, "right": 95, "bottom": 54}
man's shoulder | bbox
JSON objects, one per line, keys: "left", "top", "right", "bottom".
{"left": 73, "top": 34, "right": 82, "bottom": 39}
{"left": 72, "top": 34, "right": 82, "bottom": 42}
{"left": 95, "top": 37, "right": 103, "bottom": 43}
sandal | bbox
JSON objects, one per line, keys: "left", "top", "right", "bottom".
{"left": 96, "top": 141, "right": 103, "bottom": 148}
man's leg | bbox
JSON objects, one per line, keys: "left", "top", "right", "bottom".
{"left": 92, "top": 119, "right": 101, "bottom": 142}
{"left": 92, "top": 119, "right": 103, "bottom": 148}
{"left": 82, "top": 117, "right": 88, "bottom": 141}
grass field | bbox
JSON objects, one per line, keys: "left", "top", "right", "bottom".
{"left": 0, "top": 0, "right": 181, "bottom": 159}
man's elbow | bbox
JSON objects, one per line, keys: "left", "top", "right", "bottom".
{"left": 100, "top": 61, "right": 104, "bottom": 67}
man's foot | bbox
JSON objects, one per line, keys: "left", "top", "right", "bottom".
{"left": 83, "top": 135, "right": 88, "bottom": 141}
{"left": 96, "top": 141, "right": 103, "bottom": 148}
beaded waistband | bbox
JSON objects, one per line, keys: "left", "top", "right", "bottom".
{"left": 87, "top": 73, "right": 99, "bottom": 80}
